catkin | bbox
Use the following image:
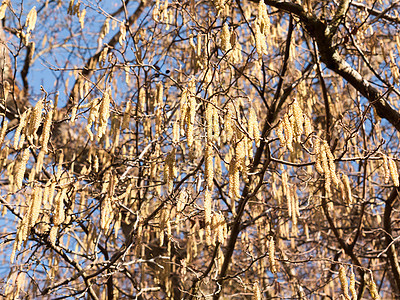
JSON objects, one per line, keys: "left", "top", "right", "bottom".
{"left": 249, "top": 107, "right": 261, "bottom": 147}
{"left": 14, "top": 110, "right": 29, "bottom": 149}
{"left": 304, "top": 115, "right": 313, "bottom": 137}
{"left": 205, "top": 141, "right": 214, "bottom": 189}
{"left": 258, "top": 0, "right": 270, "bottom": 34}
{"left": 14, "top": 148, "right": 30, "bottom": 190}
{"left": 0, "top": 1, "right": 7, "bottom": 20}
{"left": 382, "top": 155, "right": 390, "bottom": 184}
{"left": 339, "top": 265, "right": 350, "bottom": 300}
{"left": 324, "top": 141, "right": 339, "bottom": 186}
{"left": 119, "top": 21, "right": 126, "bottom": 46}
{"left": 206, "top": 103, "right": 213, "bottom": 140}
{"left": 79, "top": 8, "right": 86, "bottom": 29}
{"left": 212, "top": 106, "right": 220, "bottom": 142}
{"left": 40, "top": 108, "right": 53, "bottom": 153}
{"left": 224, "top": 105, "right": 234, "bottom": 142}
{"left": 314, "top": 138, "right": 323, "bottom": 174}
{"left": 156, "top": 82, "right": 163, "bottom": 107}
{"left": 388, "top": 157, "right": 399, "bottom": 186}
{"left": 97, "top": 90, "right": 111, "bottom": 140}
{"left": 292, "top": 99, "right": 304, "bottom": 138}
{"left": 172, "top": 119, "right": 180, "bottom": 144}
{"left": 342, "top": 174, "right": 353, "bottom": 204}
{"left": 252, "top": 281, "right": 262, "bottom": 300}
{"left": 204, "top": 188, "right": 212, "bottom": 245}
{"left": 27, "top": 99, "right": 43, "bottom": 138}
{"left": 53, "top": 187, "right": 67, "bottom": 226}
{"left": 164, "top": 148, "right": 176, "bottom": 192}
{"left": 25, "top": 6, "right": 37, "bottom": 33}
{"left": 0, "top": 119, "right": 8, "bottom": 148}
{"left": 283, "top": 114, "right": 293, "bottom": 152}
{"left": 138, "top": 87, "right": 146, "bottom": 112}
{"left": 349, "top": 267, "right": 357, "bottom": 300}
{"left": 121, "top": 101, "right": 132, "bottom": 130}
{"left": 188, "top": 89, "right": 196, "bottom": 143}
{"left": 276, "top": 120, "right": 286, "bottom": 146}
{"left": 220, "top": 23, "right": 231, "bottom": 52}
{"left": 228, "top": 156, "right": 240, "bottom": 200}
{"left": 268, "top": 238, "right": 277, "bottom": 273}
{"left": 27, "top": 185, "right": 43, "bottom": 230}
{"left": 367, "top": 276, "right": 381, "bottom": 300}
{"left": 213, "top": 212, "right": 227, "bottom": 245}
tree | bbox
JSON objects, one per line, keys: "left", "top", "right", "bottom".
{"left": 0, "top": 0, "right": 399, "bottom": 298}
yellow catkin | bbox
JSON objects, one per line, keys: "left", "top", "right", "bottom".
{"left": 27, "top": 99, "right": 43, "bottom": 138}
{"left": 212, "top": 107, "right": 220, "bottom": 142}
{"left": 14, "top": 110, "right": 29, "bottom": 149}
{"left": 204, "top": 188, "right": 212, "bottom": 245}
{"left": 314, "top": 139, "right": 322, "bottom": 174}
{"left": 156, "top": 82, "right": 163, "bottom": 107}
{"left": 268, "top": 238, "right": 277, "bottom": 273}
{"left": 25, "top": 6, "right": 37, "bottom": 33}
{"left": 367, "top": 276, "right": 381, "bottom": 300}
{"left": 187, "top": 84, "right": 197, "bottom": 147}
{"left": 40, "top": 108, "right": 53, "bottom": 153}
{"left": 27, "top": 185, "right": 42, "bottom": 230}
{"left": 138, "top": 87, "right": 146, "bottom": 111}
{"left": 86, "top": 99, "right": 100, "bottom": 140}
{"left": 342, "top": 174, "right": 353, "bottom": 204}
{"left": 254, "top": 22, "right": 266, "bottom": 57}
{"left": 258, "top": 0, "right": 270, "bottom": 35}
{"left": 276, "top": 120, "right": 286, "bottom": 146}
{"left": 213, "top": 212, "right": 227, "bottom": 245}
{"left": 283, "top": 114, "right": 293, "bottom": 152}
{"left": 349, "top": 267, "right": 357, "bottom": 300}
{"left": 249, "top": 107, "right": 261, "bottom": 147}
{"left": 172, "top": 119, "right": 180, "bottom": 144}
{"left": 205, "top": 141, "right": 214, "bottom": 189}
{"left": 79, "top": 8, "right": 86, "bottom": 29}
{"left": 291, "top": 189, "right": 298, "bottom": 226}
{"left": 292, "top": 99, "right": 304, "bottom": 138}
{"left": 206, "top": 103, "right": 213, "bottom": 140}
{"left": 252, "top": 281, "right": 262, "bottom": 300}
{"left": 233, "top": 156, "right": 241, "bottom": 199}
{"left": 119, "top": 21, "right": 126, "bottom": 46}
{"left": 324, "top": 141, "right": 339, "bottom": 185}
{"left": 97, "top": 90, "right": 111, "bottom": 140}
{"left": 164, "top": 148, "right": 176, "bottom": 192}
{"left": 304, "top": 115, "right": 313, "bottom": 137}
{"left": 224, "top": 105, "right": 234, "bottom": 142}
{"left": 14, "top": 148, "right": 30, "bottom": 190}
{"left": 53, "top": 187, "right": 67, "bottom": 226}
{"left": 220, "top": 23, "right": 231, "bottom": 52}
{"left": 339, "top": 265, "right": 350, "bottom": 300}
{"left": 0, "top": 1, "right": 8, "bottom": 20}
{"left": 388, "top": 157, "right": 399, "bottom": 186}
{"left": 382, "top": 155, "right": 390, "bottom": 184}
{"left": 0, "top": 119, "right": 8, "bottom": 148}
{"left": 121, "top": 101, "right": 132, "bottom": 130}
{"left": 70, "top": 104, "right": 77, "bottom": 123}
{"left": 49, "top": 225, "right": 57, "bottom": 245}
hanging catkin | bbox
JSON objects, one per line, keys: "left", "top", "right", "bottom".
{"left": 388, "top": 157, "right": 399, "bottom": 186}
{"left": 339, "top": 265, "right": 350, "bottom": 300}
{"left": 14, "top": 148, "right": 30, "bottom": 190}
{"left": 40, "top": 107, "right": 53, "bottom": 153}
{"left": 268, "top": 237, "right": 277, "bottom": 273}
{"left": 97, "top": 90, "right": 111, "bottom": 140}
{"left": 205, "top": 141, "right": 214, "bottom": 189}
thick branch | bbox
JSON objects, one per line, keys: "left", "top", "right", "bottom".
{"left": 258, "top": 0, "right": 400, "bottom": 132}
